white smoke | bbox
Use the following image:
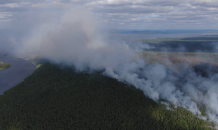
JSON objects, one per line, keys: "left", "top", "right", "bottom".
{"left": 6, "top": 7, "right": 218, "bottom": 123}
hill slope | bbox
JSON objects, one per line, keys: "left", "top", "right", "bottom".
{"left": 0, "top": 63, "right": 212, "bottom": 130}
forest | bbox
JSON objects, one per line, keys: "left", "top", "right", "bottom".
{"left": 0, "top": 63, "right": 214, "bottom": 130}
{"left": 142, "top": 35, "right": 218, "bottom": 52}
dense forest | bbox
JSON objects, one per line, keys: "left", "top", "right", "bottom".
{"left": 0, "top": 63, "right": 214, "bottom": 130}
{"left": 142, "top": 36, "right": 218, "bottom": 52}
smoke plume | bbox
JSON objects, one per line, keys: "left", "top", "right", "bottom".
{"left": 3, "top": 7, "right": 218, "bottom": 123}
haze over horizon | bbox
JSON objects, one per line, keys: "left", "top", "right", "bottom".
{"left": 0, "top": 0, "right": 218, "bottom": 30}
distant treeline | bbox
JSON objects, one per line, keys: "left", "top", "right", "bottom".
{"left": 116, "top": 30, "right": 218, "bottom": 34}
{"left": 142, "top": 36, "right": 218, "bottom": 53}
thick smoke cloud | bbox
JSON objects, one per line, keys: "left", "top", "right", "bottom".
{"left": 3, "top": 7, "right": 218, "bottom": 123}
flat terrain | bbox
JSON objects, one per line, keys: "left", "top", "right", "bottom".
{"left": 140, "top": 35, "right": 218, "bottom": 73}
{"left": 140, "top": 51, "right": 218, "bottom": 73}
{"left": 142, "top": 35, "right": 218, "bottom": 52}
{"left": 142, "top": 35, "right": 218, "bottom": 43}
{"left": 0, "top": 53, "right": 36, "bottom": 95}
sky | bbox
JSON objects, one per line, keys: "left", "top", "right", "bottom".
{"left": 0, "top": 0, "right": 218, "bottom": 30}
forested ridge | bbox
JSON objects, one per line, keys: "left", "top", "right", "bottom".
{"left": 0, "top": 63, "right": 213, "bottom": 130}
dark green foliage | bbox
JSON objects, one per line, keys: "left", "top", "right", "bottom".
{"left": 181, "top": 37, "right": 218, "bottom": 41}
{"left": 0, "top": 63, "right": 212, "bottom": 130}
{"left": 141, "top": 36, "right": 218, "bottom": 53}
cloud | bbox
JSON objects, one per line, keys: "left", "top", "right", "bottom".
{"left": 95, "top": 5, "right": 173, "bottom": 14}
{"left": 0, "top": 0, "right": 218, "bottom": 30}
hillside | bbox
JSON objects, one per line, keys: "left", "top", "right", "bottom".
{"left": 0, "top": 63, "right": 213, "bottom": 130}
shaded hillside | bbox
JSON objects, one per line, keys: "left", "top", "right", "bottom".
{"left": 0, "top": 63, "right": 212, "bottom": 130}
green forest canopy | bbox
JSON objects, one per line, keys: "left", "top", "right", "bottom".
{"left": 0, "top": 63, "right": 214, "bottom": 130}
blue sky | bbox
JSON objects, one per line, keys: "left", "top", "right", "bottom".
{"left": 0, "top": 0, "right": 218, "bottom": 30}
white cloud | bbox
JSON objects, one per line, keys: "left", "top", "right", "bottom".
{"left": 0, "top": 0, "right": 218, "bottom": 29}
